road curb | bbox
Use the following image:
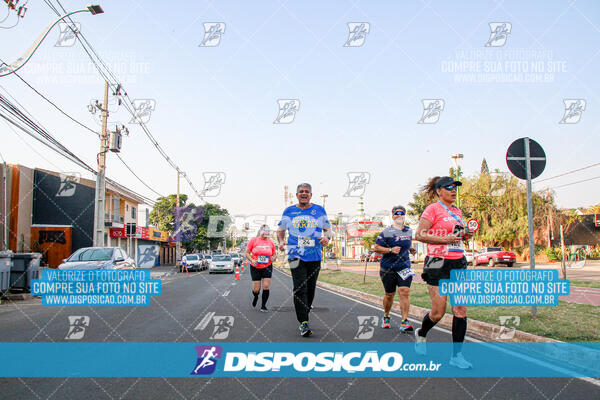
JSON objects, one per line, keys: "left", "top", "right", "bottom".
{"left": 314, "top": 280, "right": 558, "bottom": 343}
{"left": 274, "top": 265, "right": 556, "bottom": 343}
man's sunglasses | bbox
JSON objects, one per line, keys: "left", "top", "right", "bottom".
{"left": 442, "top": 185, "right": 457, "bottom": 191}
{"left": 393, "top": 210, "right": 405, "bottom": 216}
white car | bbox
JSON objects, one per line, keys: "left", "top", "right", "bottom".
{"left": 209, "top": 254, "right": 234, "bottom": 274}
{"left": 183, "top": 254, "right": 205, "bottom": 271}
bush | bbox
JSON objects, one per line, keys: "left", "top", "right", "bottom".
{"left": 546, "top": 247, "right": 562, "bottom": 261}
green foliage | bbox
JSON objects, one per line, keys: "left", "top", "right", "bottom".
{"left": 408, "top": 166, "right": 559, "bottom": 248}
{"left": 149, "top": 195, "right": 231, "bottom": 252}
{"left": 546, "top": 247, "right": 562, "bottom": 261}
{"left": 148, "top": 194, "right": 188, "bottom": 232}
{"left": 361, "top": 231, "right": 381, "bottom": 250}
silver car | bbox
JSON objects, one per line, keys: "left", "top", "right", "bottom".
{"left": 58, "top": 247, "right": 136, "bottom": 270}
{"left": 209, "top": 254, "right": 234, "bottom": 274}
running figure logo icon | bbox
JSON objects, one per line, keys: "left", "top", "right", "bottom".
{"left": 354, "top": 316, "right": 378, "bottom": 339}
{"left": 201, "top": 172, "right": 226, "bottom": 197}
{"left": 344, "top": 22, "right": 370, "bottom": 47}
{"left": 273, "top": 99, "right": 300, "bottom": 124}
{"left": 496, "top": 316, "right": 520, "bottom": 340}
{"left": 191, "top": 345, "right": 223, "bottom": 375}
{"left": 210, "top": 316, "right": 234, "bottom": 340}
{"left": 418, "top": 99, "right": 445, "bottom": 124}
{"left": 344, "top": 172, "right": 371, "bottom": 197}
{"left": 56, "top": 173, "right": 80, "bottom": 197}
{"left": 485, "top": 22, "right": 512, "bottom": 47}
{"left": 65, "top": 316, "right": 90, "bottom": 340}
{"left": 199, "top": 23, "right": 226, "bottom": 47}
{"left": 559, "top": 99, "right": 586, "bottom": 124}
{"left": 129, "top": 99, "right": 156, "bottom": 124}
{"left": 55, "top": 22, "right": 80, "bottom": 47}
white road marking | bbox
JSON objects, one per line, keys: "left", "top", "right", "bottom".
{"left": 195, "top": 312, "right": 215, "bottom": 331}
{"left": 222, "top": 290, "right": 230, "bottom": 297}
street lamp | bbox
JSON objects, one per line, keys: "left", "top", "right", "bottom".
{"left": 0, "top": 4, "right": 104, "bottom": 77}
{"left": 451, "top": 153, "right": 463, "bottom": 207}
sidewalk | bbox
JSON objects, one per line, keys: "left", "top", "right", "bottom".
{"left": 335, "top": 265, "right": 600, "bottom": 306}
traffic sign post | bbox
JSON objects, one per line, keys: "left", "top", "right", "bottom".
{"left": 506, "top": 137, "right": 546, "bottom": 318}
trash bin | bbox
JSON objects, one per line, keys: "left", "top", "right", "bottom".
{"left": 9, "top": 253, "right": 41, "bottom": 293}
{"left": 0, "top": 250, "right": 13, "bottom": 294}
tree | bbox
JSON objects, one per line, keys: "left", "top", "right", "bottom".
{"left": 481, "top": 158, "right": 489, "bottom": 175}
{"left": 149, "top": 194, "right": 188, "bottom": 232}
{"left": 361, "top": 231, "right": 381, "bottom": 250}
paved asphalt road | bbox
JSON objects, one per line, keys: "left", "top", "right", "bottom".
{"left": 1, "top": 267, "right": 599, "bottom": 399}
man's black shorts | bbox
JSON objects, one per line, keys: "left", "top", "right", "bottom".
{"left": 380, "top": 268, "right": 412, "bottom": 293}
{"left": 250, "top": 264, "right": 273, "bottom": 281}
{"left": 421, "top": 256, "right": 467, "bottom": 286}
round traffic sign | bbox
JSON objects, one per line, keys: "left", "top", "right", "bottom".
{"left": 506, "top": 137, "right": 546, "bottom": 180}
{"left": 467, "top": 218, "right": 479, "bottom": 232}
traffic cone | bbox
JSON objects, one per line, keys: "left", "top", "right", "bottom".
{"left": 234, "top": 266, "right": 240, "bottom": 280}
{"left": 241, "top": 263, "right": 244, "bottom": 272}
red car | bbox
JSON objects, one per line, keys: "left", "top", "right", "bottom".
{"left": 475, "top": 247, "right": 517, "bottom": 267}
{"left": 368, "top": 252, "right": 382, "bottom": 262}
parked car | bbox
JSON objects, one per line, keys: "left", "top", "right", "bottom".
{"left": 209, "top": 254, "right": 235, "bottom": 274}
{"left": 465, "top": 251, "right": 474, "bottom": 264}
{"left": 184, "top": 254, "right": 205, "bottom": 271}
{"left": 58, "top": 247, "right": 136, "bottom": 270}
{"left": 230, "top": 253, "right": 242, "bottom": 267}
{"left": 369, "top": 252, "right": 382, "bottom": 262}
{"left": 475, "top": 247, "right": 517, "bottom": 267}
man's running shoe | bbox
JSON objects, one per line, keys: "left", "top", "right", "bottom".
{"left": 400, "top": 319, "right": 414, "bottom": 332}
{"left": 449, "top": 352, "right": 473, "bottom": 369}
{"left": 260, "top": 306, "right": 268, "bottom": 313}
{"left": 414, "top": 328, "right": 427, "bottom": 355}
{"left": 381, "top": 315, "right": 391, "bottom": 329}
{"left": 299, "top": 321, "right": 312, "bottom": 337}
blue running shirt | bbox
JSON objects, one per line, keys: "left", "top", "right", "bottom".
{"left": 278, "top": 204, "right": 331, "bottom": 262}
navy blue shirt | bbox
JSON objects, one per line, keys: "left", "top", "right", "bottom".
{"left": 375, "top": 225, "right": 413, "bottom": 271}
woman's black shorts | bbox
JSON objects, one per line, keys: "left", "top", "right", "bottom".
{"left": 250, "top": 265, "right": 273, "bottom": 281}
{"left": 421, "top": 256, "right": 467, "bottom": 286}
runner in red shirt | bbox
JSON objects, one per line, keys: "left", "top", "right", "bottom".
{"left": 245, "top": 225, "right": 277, "bottom": 312}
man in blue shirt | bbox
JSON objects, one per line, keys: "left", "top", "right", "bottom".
{"left": 277, "top": 183, "right": 331, "bottom": 337}
{"left": 373, "top": 205, "right": 415, "bottom": 332}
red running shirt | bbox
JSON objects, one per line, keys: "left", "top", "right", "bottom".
{"left": 246, "top": 237, "right": 276, "bottom": 269}
{"left": 421, "top": 202, "right": 465, "bottom": 260}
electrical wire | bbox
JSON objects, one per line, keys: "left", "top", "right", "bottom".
{"left": 535, "top": 162, "right": 600, "bottom": 183}
{"left": 544, "top": 175, "right": 600, "bottom": 190}
{"left": 45, "top": 0, "right": 205, "bottom": 202}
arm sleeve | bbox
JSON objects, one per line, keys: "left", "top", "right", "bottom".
{"left": 375, "top": 231, "right": 386, "bottom": 246}
{"left": 278, "top": 211, "right": 290, "bottom": 230}
{"left": 246, "top": 238, "right": 255, "bottom": 253}
{"left": 421, "top": 204, "right": 437, "bottom": 224}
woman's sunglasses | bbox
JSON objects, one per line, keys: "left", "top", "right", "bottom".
{"left": 442, "top": 185, "right": 457, "bottom": 192}
{"left": 393, "top": 210, "right": 405, "bottom": 216}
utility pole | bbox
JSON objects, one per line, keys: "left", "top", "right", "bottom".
{"left": 176, "top": 170, "right": 181, "bottom": 266}
{"left": 93, "top": 81, "right": 109, "bottom": 247}
{"left": 1, "top": 162, "right": 7, "bottom": 250}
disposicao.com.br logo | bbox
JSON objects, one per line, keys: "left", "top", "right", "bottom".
{"left": 216, "top": 350, "right": 441, "bottom": 374}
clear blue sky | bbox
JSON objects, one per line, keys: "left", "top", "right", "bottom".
{"left": 2, "top": 0, "right": 599, "bottom": 219}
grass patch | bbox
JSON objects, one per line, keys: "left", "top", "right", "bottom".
{"left": 568, "top": 280, "right": 600, "bottom": 289}
{"left": 314, "top": 269, "right": 600, "bottom": 342}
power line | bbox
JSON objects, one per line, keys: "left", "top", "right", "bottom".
{"left": 535, "top": 162, "right": 600, "bottom": 183}
{"left": 115, "top": 153, "right": 164, "bottom": 198}
{"left": 545, "top": 175, "right": 600, "bottom": 190}
{"left": 0, "top": 90, "right": 156, "bottom": 205}
{"left": 44, "top": 0, "right": 207, "bottom": 203}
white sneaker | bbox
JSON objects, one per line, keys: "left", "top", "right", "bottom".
{"left": 414, "top": 328, "right": 427, "bottom": 355}
{"left": 449, "top": 352, "right": 473, "bottom": 369}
